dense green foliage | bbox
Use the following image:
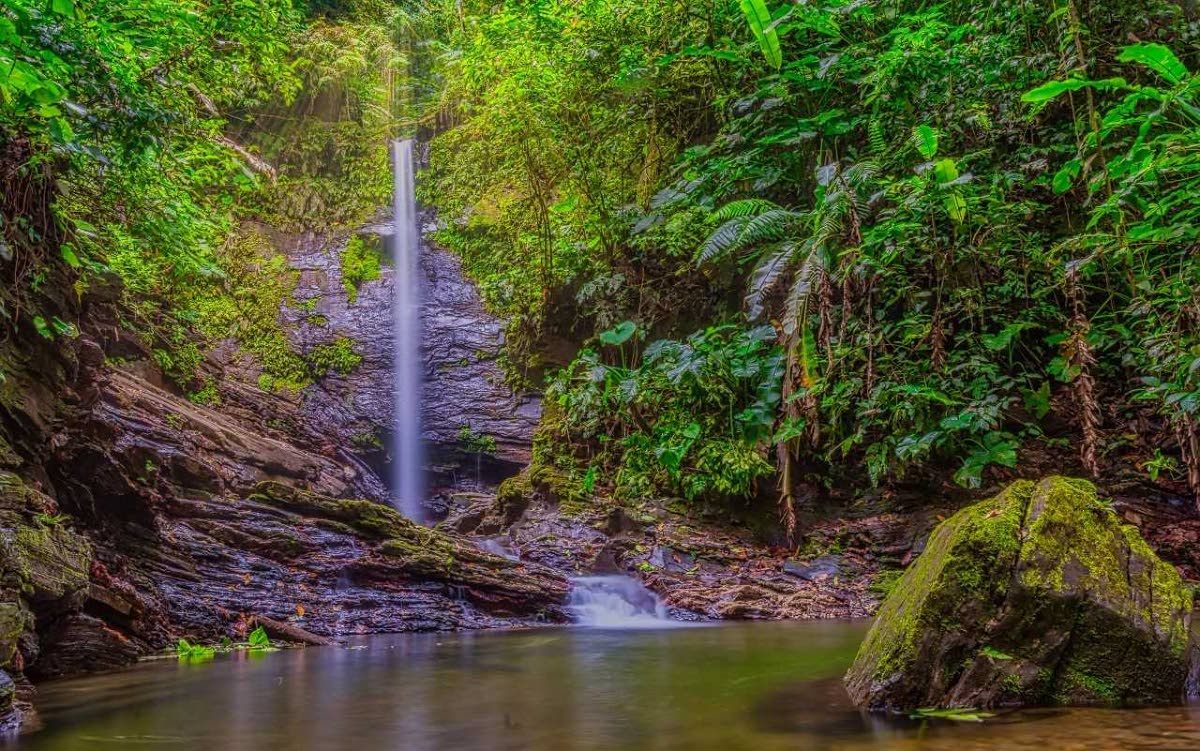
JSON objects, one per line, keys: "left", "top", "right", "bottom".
{"left": 1, "top": 0, "right": 397, "bottom": 395}
{"left": 340, "top": 234, "right": 384, "bottom": 303}
{"left": 4, "top": 0, "right": 1199, "bottom": 534}
{"left": 417, "top": 0, "right": 1200, "bottom": 530}
{"left": 550, "top": 323, "right": 782, "bottom": 501}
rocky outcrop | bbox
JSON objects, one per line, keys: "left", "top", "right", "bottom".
{"left": 0, "top": 472, "right": 97, "bottom": 724}
{"left": 45, "top": 364, "right": 568, "bottom": 655}
{"left": 443, "top": 467, "right": 891, "bottom": 621}
{"left": 845, "top": 477, "right": 1199, "bottom": 711}
{"left": 0, "top": 355, "right": 573, "bottom": 730}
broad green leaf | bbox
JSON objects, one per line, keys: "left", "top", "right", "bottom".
{"left": 599, "top": 320, "right": 637, "bottom": 346}
{"left": 1021, "top": 78, "right": 1093, "bottom": 103}
{"left": 981, "top": 321, "right": 1035, "bottom": 350}
{"left": 1024, "top": 382, "right": 1052, "bottom": 420}
{"left": 944, "top": 192, "right": 966, "bottom": 222}
{"left": 933, "top": 158, "right": 959, "bottom": 184}
{"left": 60, "top": 244, "right": 81, "bottom": 268}
{"left": 738, "top": 0, "right": 782, "bottom": 70}
{"left": 1022, "top": 77, "right": 1130, "bottom": 104}
{"left": 176, "top": 638, "right": 215, "bottom": 661}
{"left": 1117, "top": 43, "right": 1189, "bottom": 85}
{"left": 248, "top": 625, "right": 271, "bottom": 649}
{"left": 1051, "top": 159, "right": 1082, "bottom": 194}
{"left": 50, "top": 0, "right": 74, "bottom": 17}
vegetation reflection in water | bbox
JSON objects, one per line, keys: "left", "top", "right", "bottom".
{"left": 18, "top": 622, "right": 1200, "bottom": 751}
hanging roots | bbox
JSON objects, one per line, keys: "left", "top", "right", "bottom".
{"left": 1065, "top": 268, "right": 1101, "bottom": 477}
{"left": 818, "top": 274, "right": 834, "bottom": 367}
{"left": 1175, "top": 417, "right": 1200, "bottom": 512}
{"left": 776, "top": 440, "right": 798, "bottom": 546}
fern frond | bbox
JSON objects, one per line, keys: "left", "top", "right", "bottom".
{"left": 740, "top": 208, "right": 799, "bottom": 246}
{"left": 711, "top": 198, "right": 781, "bottom": 222}
{"left": 868, "top": 118, "right": 887, "bottom": 155}
{"left": 782, "top": 249, "right": 826, "bottom": 339}
{"left": 813, "top": 209, "right": 844, "bottom": 247}
{"left": 696, "top": 216, "right": 750, "bottom": 264}
{"left": 846, "top": 160, "right": 881, "bottom": 184}
{"left": 745, "top": 243, "right": 797, "bottom": 321}
{"left": 697, "top": 208, "right": 800, "bottom": 265}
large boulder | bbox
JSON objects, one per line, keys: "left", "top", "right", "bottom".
{"left": 845, "top": 477, "right": 1199, "bottom": 711}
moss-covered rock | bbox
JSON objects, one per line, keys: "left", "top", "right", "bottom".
{"left": 0, "top": 473, "right": 91, "bottom": 604}
{"left": 845, "top": 477, "right": 1198, "bottom": 711}
{"left": 251, "top": 481, "right": 569, "bottom": 617}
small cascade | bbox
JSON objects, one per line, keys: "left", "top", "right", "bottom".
{"left": 567, "top": 575, "right": 675, "bottom": 629}
{"left": 391, "top": 139, "right": 424, "bottom": 522}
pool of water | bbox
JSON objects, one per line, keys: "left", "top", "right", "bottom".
{"left": 15, "top": 621, "right": 1200, "bottom": 750}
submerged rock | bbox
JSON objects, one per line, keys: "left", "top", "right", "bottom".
{"left": 845, "top": 477, "right": 1199, "bottom": 711}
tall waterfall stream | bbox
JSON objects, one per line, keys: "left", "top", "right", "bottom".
{"left": 391, "top": 139, "right": 424, "bottom": 522}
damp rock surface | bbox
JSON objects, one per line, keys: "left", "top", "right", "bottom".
{"left": 277, "top": 219, "right": 541, "bottom": 479}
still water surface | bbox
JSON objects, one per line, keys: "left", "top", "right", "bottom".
{"left": 16, "top": 621, "right": 1200, "bottom": 750}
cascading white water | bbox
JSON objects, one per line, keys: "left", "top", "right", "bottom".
{"left": 567, "top": 575, "right": 676, "bottom": 629}
{"left": 391, "top": 139, "right": 424, "bottom": 522}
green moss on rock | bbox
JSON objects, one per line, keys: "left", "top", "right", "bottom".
{"left": 249, "top": 481, "right": 569, "bottom": 616}
{"left": 0, "top": 473, "right": 91, "bottom": 601}
{"left": 845, "top": 477, "right": 1197, "bottom": 712}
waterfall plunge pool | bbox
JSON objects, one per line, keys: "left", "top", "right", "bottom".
{"left": 17, "top": 620, "right": 1200, "bottom": 750}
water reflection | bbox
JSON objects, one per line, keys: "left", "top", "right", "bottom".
{"left": 17, "top": 621, "right": 1200, "bottom": 751}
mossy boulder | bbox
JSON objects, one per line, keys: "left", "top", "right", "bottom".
{"left": 845, "top": 477, "right": 1199, "bottom": 711}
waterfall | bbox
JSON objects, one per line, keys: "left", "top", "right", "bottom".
{"left": 391, "top": 139, "right": 424, "bottom": 522}
{"left": 567, "top": 576, "right": 676, "bottom": 629}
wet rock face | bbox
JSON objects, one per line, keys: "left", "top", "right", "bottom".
{"left": 0, "top": 329, "right": 560, "bottom": 694}
{"left": 845, "top": 477, "right": 1199, "bottom": 711}
{"left": 61, "top": 367, "right": 565, "bottom": 641}
{"left": 278, "top": 216, "right": 540, "bottom": 495}
{"left": 123, "top": 482, "right": 569, "bottom": 641}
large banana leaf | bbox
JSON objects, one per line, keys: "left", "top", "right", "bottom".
{"left": 739, "top": 0, "right": 782, "bottom": 70}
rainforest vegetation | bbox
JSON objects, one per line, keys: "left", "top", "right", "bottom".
{"left": 418, "top": 0, "right": 1200, "bottom": 538}
{"left": 3, "top": 0, "right": 1199, "bottom": 541}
